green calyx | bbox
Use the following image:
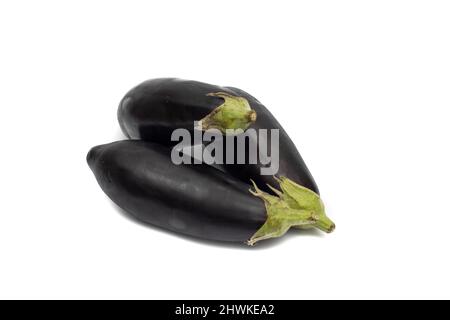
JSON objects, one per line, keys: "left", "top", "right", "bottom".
{"left": 198, "top": 92, "right": 257, "bottom": 134}
{"left": 247, "top": 177, "right": 335, "bottom": 246}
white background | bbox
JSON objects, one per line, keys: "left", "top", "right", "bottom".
{"left": 1, "top": 1, "right": 449, "bottom": 299}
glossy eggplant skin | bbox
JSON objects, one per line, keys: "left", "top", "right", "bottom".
{"left": 118, "top": 78, "right": 319, "bottom": 194}
{"left": 87, "top": 140, "right": 266, "bottom": 242}
{"left": 118, "top": 78, "right": 228, "bottom": 145}
{"left": 223, "top": 86, "right": 319, "bottom": 195}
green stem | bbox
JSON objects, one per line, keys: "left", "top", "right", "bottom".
{"left": 198, "top": 92, "right": 257, "bottom": 134}
{"left": 247, "top": 177, "right": 335, "bottom": 246}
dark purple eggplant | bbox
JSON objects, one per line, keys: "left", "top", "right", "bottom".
{"left": 87, "top": 140, "right": 334, "bottom": 245}
{"left": 117, "top": 78, "right": 320, "bottom": 195}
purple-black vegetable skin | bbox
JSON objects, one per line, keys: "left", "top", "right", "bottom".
{"left": 87, "top": 141, "right": 334, "bottom": 245}
{"left": 117, "top": 78, "right": 319, "bottom": 195}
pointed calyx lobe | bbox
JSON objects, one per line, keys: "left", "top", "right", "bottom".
{"left": 198, "top": 92, "right": 257, "bottom": 134}
{"left": 248, "top": 177, "right": 335, "bottom": 246}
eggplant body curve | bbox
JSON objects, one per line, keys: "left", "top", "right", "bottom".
{"left": 118, "top": 78, "right": 319, "bottom": 194}
{"left": 87, "top": 140, "right": 266, "bottom": 242}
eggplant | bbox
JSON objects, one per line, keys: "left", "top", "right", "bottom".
{"left": 87, "top": 140, "right": 334, "bottom": 245}
{"left": 117, "top": 78, "right": 320, "bottom": 195}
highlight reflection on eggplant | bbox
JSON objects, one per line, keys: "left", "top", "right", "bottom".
{"left": 117, "top": 78, "right": 320, "bottom": 195}
{"left": 87, "top": 141, "right": 334, "bottom": 245}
